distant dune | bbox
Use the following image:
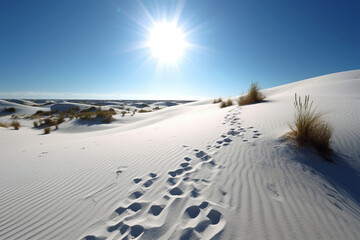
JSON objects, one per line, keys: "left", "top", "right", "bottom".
{"left": 0, "top": 70, "right": 359, "bottom": 239}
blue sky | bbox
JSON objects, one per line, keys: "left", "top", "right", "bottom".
{"left": 1, "top": 0, "right": 359, "bottom": 100}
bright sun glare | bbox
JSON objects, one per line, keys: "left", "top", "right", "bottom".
{"left": 148, "top": 21, "right": 187, "bottom": 63}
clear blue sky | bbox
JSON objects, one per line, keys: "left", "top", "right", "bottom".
{"left": 1, "top": 0, "right": 359, "bottom": 100}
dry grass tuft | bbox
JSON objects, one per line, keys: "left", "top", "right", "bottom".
{"left": 287, "top": 94, "right": 333, "bottom": 160}
{"left": 238, "top": 82, "right": 265, "bottom": 106}
{"left": 139, "top": 109, "right": 152, "bottom": 113}
{"left": 213, "top": 98, "right": 222, "bottom": 104}
{"left": 4, "top": 107, "right": 16, "bottom": 113}
{"left": 10, "top": 120, "right": 20, "bottom": 130}
{"left": 44, "top": 127, "right": 51, "bottom": 134}
{"left": 220, "top": 99, "right": 233, "bottom": 108}
{"left": 0, "top": 121, "right": 10, "bottom": 128}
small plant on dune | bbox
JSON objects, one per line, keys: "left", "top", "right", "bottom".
{"left": 213, "top": 98, "right": 222, "bottom": 104}
{"left": 139, "top": 109, "right": 152, "bottom": 113}
{"left": 0, "top": 121, "right": 10, "bottom": 128}
{"left": 287, "top": 93, "right": 333, "bottom": 160}
{"left": 219, "top": 99, "right": 233, "bottom": 108}
{"left": 33, "top": 121, "right": 39, "bottom": 128}
{"left": 238, "top": 81, "right": 265, "bottom": 106}
{"left": 4, "top": 107, "right": 16, "bottom": 113}
{"left": 44, "top": 127, "right": 51, "bottom": 134}
{"left": 10, "top": 120, "right": 20, "bottom": 130}
{"left": 226, "top": 99, "right": 233, "bottom": 106}
{"left": 220, "top": 101, "right": 227, "bottom": 108}
{"left": 121, "top": 111, "right": 127, "bottom": 117}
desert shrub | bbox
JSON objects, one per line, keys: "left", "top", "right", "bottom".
{"left": 44, "top": 127, "right": 51, "bottom": 134}
{"left": 33, "top": 121, "right": 39, "bottom": 128}
{"left": 121, "top": 111, "right": 127, "bottom": 117}
{"left": 287, "top": 94, "right": 333, "bottom": 160}
{"left": 238, "top": 82, "right": 265, "bottom": 106}
{"left": 140, "top": 103, "right": 149, "bottom": 107}
{"left": 0, "top": 121, "right": 10, "bottom": 128}
{"left": 219, "top": 99, "right": 233, "bottom": 108}
{"left": 57, "top": 116, "right": 65, "bottom": 124}
{"left": 226, "top": 99, "right": 233, "bottom": 106}
{"left": 220, "top": 101, "right": 227, "bottom": 108}
{"left": 4, "top": 107, "right": 16, "bottom": 113}
{"left": 11, "top": 120, "right": 20, "bottom": 130}
{"left": 139, "top": 109, "right": 152, "bottom": 113}
{"left": 213, "top": 98, "right": 222, "bottom": 104}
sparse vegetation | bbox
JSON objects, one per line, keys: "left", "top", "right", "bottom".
{"left": 238, "top": 82, "right": 265, "bottom": 106}
{"left": 213, "top": 98, "right": 222, "bottom": 104}
{"left": 33, "top": 121, "right": 39, "bottom": 128}
{"left": 139, "top": 109, "right": 152, "bottom": 113}
{"left": 220, "top": 99, "right": 233, "bottom": 108}
{"left": 4, "top": 107, "right": 16, "bottom": 113}
{"left": 10, "top": 120, "right": 20, "bottom": 130}
{"left": 44, "top": 127, "right": 51, "bottom": 134}
{"left": 0, "top": 121, "right": 10, "bottom": 128}
{"left": 287, "top": 94, "right": 333, "bottom": 160}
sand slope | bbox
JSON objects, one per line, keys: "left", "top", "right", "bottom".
{"left": 0, "top": 70, "right": 359, "bottom": 239}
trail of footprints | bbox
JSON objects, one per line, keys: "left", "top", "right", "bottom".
{"left": 83, "top": 107, "right": 261, "bottom": 240}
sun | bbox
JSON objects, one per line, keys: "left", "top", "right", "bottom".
{"left": 147, "top": 21, "right": 187, "bottom": 63}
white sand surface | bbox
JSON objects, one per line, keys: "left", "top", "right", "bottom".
{"left": 1, "top": 70, "right": 359, "bottom": 239}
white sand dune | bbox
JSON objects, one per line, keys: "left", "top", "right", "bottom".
{"left": 0, "top": 70, "right": 359, "bottom": 239}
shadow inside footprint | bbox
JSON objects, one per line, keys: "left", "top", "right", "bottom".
{"left": 185, "top": 206, "right": 200, "bottom": 218}
{"left": 168, "top": 171, "right": 176, "bottom": 177}
{"left": 115, "top": 207, "right": 127, "bottom": 215}
{"left": 130, "top": 225, "right": 144, "bottom": 238}
{"left": 184, "top": 157, "right": 191, "bottom": 162}
{"left": 107, "top": 221, "right": 123, "bottom": 232}
{"left": 180, "top": 162, "right": 189, "bottom": 167}
{"left": 133, "top": 178, "right": 142, "bottom": 184}
{"left": 128, "top": 202, "right": 142, "bottom": 212}
{"left": 195, "top": 151, "right": 206, "bottom": 158}
{"left": 167, "top": 177, "right": 177, "bottom": 185}
{"left": 120, "top": 224, "right": 129, "bottom": 234}
{"left": 207, "top": 209, "right": 221, "bottom": 224}
{"left": 143, "top": 179, "right": 153, "bottom": 188}
{"left": 129, "top": 191, "right": 143, "bottom": 199}
{"left": 199, "top": 201, "right": 209, "bottom": 209}
{"left": 149, "top": 173, "right": 157, "bottom": 178}
{"left": 195, "top": 219, "right": 210, "bottom": 232}
{"left": 169, "top": 187, "right": 183, "bottom": 196}
{"left": 149, "top": 205, "right": 164, "bottom": 216}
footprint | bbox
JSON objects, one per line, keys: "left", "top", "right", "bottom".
{"left": 223, "top": 138, "right": 232, "bottom": 143}
{"left": 129, "top": 225, "right": 144, "bottom": 238}
{"left": 184, "top": 157, "right": 191, "bottom": 162}
{"left": 133, "top": 178, "right": 142, "bottom": 184}
{"left": 149, "top": 205, "right": 165, "bottom": 216}
{"left": 169, "top": 187, "right": 183, "bottom": 196}
{"left": 129, "top": 191, "right": 143, "bottom": 199}
{"left": 195, "top": 151, "right": 206, "bottom": 158}
{"left": 195, "top": 220, "right": 210, "bottom": 232}
{"left": 120, "top": 224, "right": 129, "bottom": 234}
{"left": 180, "top": 162, "right": 189, "bottom": 168}
{"left": 167, "top": 177, "right": 178, "bottom": 185}
{"left": 168, "top": 171, "right": 177, "bottom": 177}
{"left": 185, "top": 205, "right": 200, "bottom": 218}
{"left": 143, "top": 179, "right": 153, "bottom": 188}
{"left": 128, "top": 202, "right": 142, "bottom": 212}
{"left": 107, "top": 221, "right": 123, "bottom": 232}
{"left": 207, "top": 209, "right": 222, "bottom": 224}
{"left": 149, "top": 173, "right": 157, "bottom": 178}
